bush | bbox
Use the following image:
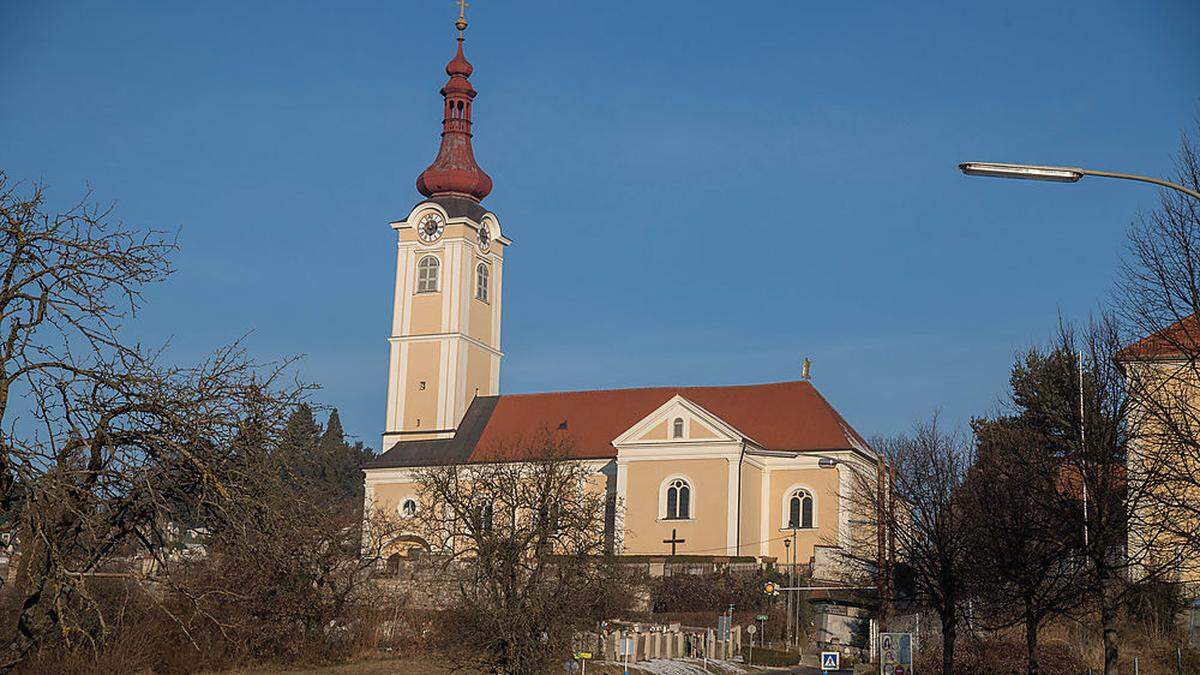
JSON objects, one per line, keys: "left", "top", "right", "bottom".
{"left": 746, "top": 646, "right": 801, "bottom": 666}
{"left": 1, "top": 573, "right": 412, "bottom": 675}
{"left": 649, "top": 568, "right": 785, "bottom": 614}
{"left": 1126, "top": 580, "right": 1189, "bottom": 635}
{"left": 914, "top": 634, "right": 1088, "bottom": 674}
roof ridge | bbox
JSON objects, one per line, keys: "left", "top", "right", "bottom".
{"left": 802, "top": 385, "right": 873, "bottom": 452}
{"left": 1118, "top": 313, "right": 1200, "bottom": 360}
{"left": 495, "top": 379, "right": 813, "bottom": 399}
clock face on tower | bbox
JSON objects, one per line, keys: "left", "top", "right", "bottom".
{"left": 417, "top": 213, "right": 445, "bottom": 243}
{"left": 477, "top": 224, "right": 491, "bottom": 252}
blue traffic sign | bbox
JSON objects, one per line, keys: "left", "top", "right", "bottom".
{"left": 820, "top": 651, "right": 840, "bottom": 670}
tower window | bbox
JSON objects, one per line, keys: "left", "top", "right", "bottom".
{"left": 400, "top": 498, "right": 418, "bottom": 518}
{"left": 475, "top": 262, "right": 490, "bottom": 302}
{"left": 417, "top": 255, "right": 440, "bottom": 293}
{"left": 672, "top": 417, "right": 685, "bottom": 439}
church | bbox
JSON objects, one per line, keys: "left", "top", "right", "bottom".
{"left": 362, "top": 13, "right": 878, "bottom": 568}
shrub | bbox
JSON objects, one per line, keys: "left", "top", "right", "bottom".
{"left": 649, "top": 568, "right": 785, "bottom": 614}
{"left": 914, "top": 634, "right": 1088, "bottom": 674}
{"left": 1126, "top": 580, "right": 1188, "bottom": 635}
{"left": 746, "top": 646, "right": 801, "bottom": 666}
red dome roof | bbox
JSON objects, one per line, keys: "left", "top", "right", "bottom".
{"left": 446, "top": 40, "right": 473, "bottom": 77}
{"left": 415, "top": 37, "right": 492, "bottom": 202}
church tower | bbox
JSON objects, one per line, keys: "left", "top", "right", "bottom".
{"left": 383, "top": 10, "right": 508, "bottom": 448}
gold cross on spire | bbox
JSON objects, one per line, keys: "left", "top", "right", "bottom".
{"left": 455, "top": 0, "right": 469, "bottom": 34}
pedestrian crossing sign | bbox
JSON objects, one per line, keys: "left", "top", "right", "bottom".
{"left": 821, "top": 651, "right": 840, "bottom": 670}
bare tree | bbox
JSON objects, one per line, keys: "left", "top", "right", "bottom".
{"left": 408, "top": 431, "right": 627, "bottom": 675}
{"left": 0, "top": 172, "right": 174, "bottom": 520}
{"left": 1117, "top": 119, "right": 1200, "bottom": 581}
{"left": 846, "top": 416, "right": 973, "bottom": 675}
{"left": 178, "top": 431, "right": 403, "bottom": 663}
{"left": 0, "top": 173, "right": 316, "bottom": 669}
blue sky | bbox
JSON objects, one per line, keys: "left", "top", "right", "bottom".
{"left": 2, "top": 1, "right": 1198, "bottom": 448}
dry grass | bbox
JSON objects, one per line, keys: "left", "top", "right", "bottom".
{"left": 220, "top": 656, "right": 479, "bottom": 674}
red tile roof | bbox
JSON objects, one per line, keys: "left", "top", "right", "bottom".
{"left": 1119, "top": 314, "right": 1200, "bottom": 360}
{"left": 469, "top": 380, "right": 869, "bottom": 462}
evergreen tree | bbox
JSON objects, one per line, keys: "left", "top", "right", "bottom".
{"left": 278, "top": 403, "right": 322, "bottom": 476}
{"left": 274, "top": 405, "right": 374, "bottom": 506}
{"left": 318, "top": 409, "right": 346, "bottom": 455}
{"left": 317, "top": 409, "right": 375, "bottom": 504}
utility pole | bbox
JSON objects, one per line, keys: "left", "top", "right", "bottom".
{"left": 1079, "top": 350, "right": 1090, "bottom": 548}
{"left": 784, "top": 537, "right": 792, "bottom": 649}
{"left": 876, "top": 455, "right": 890, "bottom": 631}
{"left": 791, "top": 527, "right": 799, "bottom": 652}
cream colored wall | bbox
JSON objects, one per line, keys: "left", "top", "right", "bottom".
{"left": 637, "top": 416, "right": 717, "bottom": 442}
{"left": 1126, "top": 360, "right": 1200, "bottom": 583}
{"left": 403, "top": 341, "right": 441, "bottom": 431}
{"left": 622, "top": 458, "right": 729, "bottom": 555}
{"left": 642, "top": 420, "right": 669, "bottom": 440}
{"left": 365, "top": 459, "right": 613, "bottom": 558}
{"left": 739, "top": 463, "right": 763, "bottom": 554}
{"left": 467, "top": 260, "right": 493, "bottom": 345}
{"left": 765, "top": 467, "right": 841, "bottom": 564}
{"left": 372, "top": 479, "right": 419, "bottom": 514}
{"left": 409, "top": 289, "right": 442, "bottom": 334}
{"left": 464, "top": 343, "right": 495, "bottom": 402}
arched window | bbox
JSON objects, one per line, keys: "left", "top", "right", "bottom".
{"left": 475, "top": 262, "right": 489, "bottom": 302}
{"left": 665, "top": 478, "right": 691, "bottom": 520}
{"left": 787, "top": 489, "right": 814, "bottom": 529}
{"left": 672, "top": 417, "right": 685, "bottom": 439}
{"left": 417, "top": 256, "right": 440, "bottom": 293}
{"left": 400, "top": 498, "right": 418, "bottom": 518}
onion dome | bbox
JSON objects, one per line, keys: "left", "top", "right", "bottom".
{"left": 415, "top": 26, "right": 492, "bottom": 202}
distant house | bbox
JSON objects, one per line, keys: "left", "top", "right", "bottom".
{"left": 1119, "top": 315, "right": 1200, "bottom": 584}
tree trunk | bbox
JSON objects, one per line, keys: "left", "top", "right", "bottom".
{"left": 942, "top": 614, "right": 956, "bottom": 675}
{"left": 1099, "top": 571, "right": 1119, "bottom": 675}
{"left": 1025, "top": 613, "right": 1040, "bottom": 675}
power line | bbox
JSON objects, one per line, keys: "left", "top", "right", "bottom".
{"left": 620, "top": 531, "right": 807, "bottom": 556}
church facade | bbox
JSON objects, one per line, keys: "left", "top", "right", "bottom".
{"left": 362, "top": 16, "right": 877, "bottom": 568}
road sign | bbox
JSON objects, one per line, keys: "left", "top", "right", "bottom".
{"left": 763, "top": 582, "right": 777, "bottom": 595}
{"left": 756, "top": 614, "right": 769, "bottom": 621}
{"left": 880, "top": 632, "right": 913, "bottom": 674}
{"left": 573, "top": 651, "right": 592, "bottom": 660}
{"left": 619, "top": 637, "right": 634, "bottom": 656}
{"left": 717, "top": 615, "right": 731, "bottom": 641}
{"left": 821, "top": 651, "right": 840, "bottom": 671}
{"left": 746, "top": 624, "right": 757, "bottom": 635}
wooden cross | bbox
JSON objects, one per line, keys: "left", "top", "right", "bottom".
{"left": 663, "top": 528, "right": 685, "bottom": 556}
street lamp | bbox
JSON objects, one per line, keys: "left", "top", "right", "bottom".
{"left": 958, "top": 161, "right": 1200, "bottom": 200}
{"left": 819, "top": 455, "right": 894, "bottom": 630}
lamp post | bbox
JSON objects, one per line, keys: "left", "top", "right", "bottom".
{"left": 783, "top": 537, "right": 792, "bottom": 650}
{"left": 958, "top": 162, "right": 1200, "bottom": 200}
{"left": 791, "top": 526, "right": 799, "bottom": 652}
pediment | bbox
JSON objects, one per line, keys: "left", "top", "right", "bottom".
{"left": 612, "top": 395, "right": 745, "bottom": 448}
